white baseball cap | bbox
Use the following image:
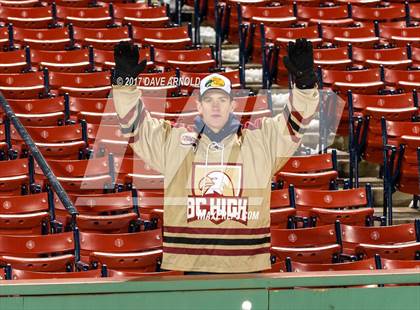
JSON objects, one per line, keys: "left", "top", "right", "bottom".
{"left": 199, "top": 73, "right": 232, "bottom": 97}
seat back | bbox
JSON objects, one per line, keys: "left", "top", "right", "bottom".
{"left": 113, "top": 5, "right": 169, "bottom": 27}
{"left": 56, "top": 5, "right": 112, "bottom": 28}
{"left": 352, "top": 4, "right": 407, "bottom": 21}
{"left": 72, "top": 26, "right": 131, "bottom": 50}
{"left": 48, "top": 71, "right": 111, "bottom": 97}
{"left": 132, "top": 25, "right": 192, "bottom": 49}
{"left": 341, "top": 222, "right": 418, "bottom": 247}
{"left": 12, "top": 26, "right": 71, "bottom": 50}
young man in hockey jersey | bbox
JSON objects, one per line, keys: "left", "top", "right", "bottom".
{"left": 112, "top": 39, "right": 319, "bottom": 273}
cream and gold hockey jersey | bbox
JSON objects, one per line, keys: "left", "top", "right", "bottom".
{"left": 112, "top": 86, "right": 319, "bottom": 273}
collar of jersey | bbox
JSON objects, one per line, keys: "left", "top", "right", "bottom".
{"left": 194, "top": 114, "right": 241, "bottom": 143}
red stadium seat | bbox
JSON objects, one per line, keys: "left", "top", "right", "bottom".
{"left": 0, "top": 158, "right": 30, "bottom": 195}
{"left": 140, "top": 95, "right": 198, "bottom": 125}
{"left": 79, "top": 230, "right": 162, "bottom": 271}
{"left": 271, "top": 223, "right": 342, "bottom": 263}
{"left": 320, "top": 68, "right": 384, "bottom": 94}
{"left": 261, "top": 25, "right": 322, "bottom": 49}
{"left": 242, "top": 4, "right": 296, "bottom": 27}
{"left": 351, "top": 92, "right": 417, "bottom": 114}
{"left": 341, "top": 221, "right": 420, "bottom": 260}
{"left": 397, "top": 135, "right": 420, "bottom": 195}
{"left": 268, "top": 257, "right": 377, "bottom": 273}
{"left": 224, "top": 0, "right": 275, "bottom": 39}
{"left": 73, "top": 26, "right": 131, "bottom": 50}
{"left": 0, "top": 192, "right": 52, "bottom": 235}
{"left": 48, "top": 71, "right": 111, "bottom": 97}
{"left": 322, "top": 25, "right": 379, "bottom": 47}
{"left": 35, "top": 157, "right": 114, "bottom": 194}
{"left": 229, "top": 4, "right": 296, "bottom": 41}
{"left": 8, "top": 96, "right": 66, "bottom": 126}
{"left": 12, "top": 26, "right": 72, "bottom": 50}
{"left": 57, "top": 191, "right": 140, "bottom": 233}
{"left": 135, "top": 190, "right": 164, "bottom": 226}
{"left": 0, "top": 27, "right": 10, "bottom": 50}
{"left": 275, "top": 152, "right": 339, "bottom": 189}
{"left": 297, "top": 4, "right": 353, "bottom": 26}
{"left": 5, "top": 268, "right": 104, "bottom": 280}
{"left": 410, "top": 3, "right": 420, "bottom": 21}
{"left": 412, "top": 46, "right": 420, "bottom": 67}
{"left": 113, "top": 5, "right": 169, "bottom": 28}
{"left": 270, "top": 187, "right": 296, "bottom": 229}
{"left": 30, "top": 48, "right": 92, "bottom": 73}
{"left": 381, "top": 258, "right": 420, "bottom": 270}
{"left": 294, "top": 185, "right": 376, "bottom": 226}
{"left": 69, "top": 96, "right": 117, "bottom": 125}
{"left": 0, "top": 231, "right": 76, "bottom": 272}
{"left": 233, "top": 93, "right": 272, "bottom": 124}
{"left": 384, "top": 68, "right": 420, "bottom": 91}
{"left": 154, "top": 48, "right": 216, "bottom": 72}
{"left": 352, "top": 46, "right": 412, "bottom": 69}
{"left": 93, "top": 47, "right": 153, "bottom": 71}
{"left": 0, "top": 71, "right": 46, "bottom": 99}
{"left": 132, "top": 25, "right": 192, "bottom": 50}
{"left": 136, "top": 71, "right": 179, "bottom": 97}
{"left": 361, "top": 119, "right": 420, "bottom": 170}
{"left": 56, "top": 5, "right": 113, "bottom": 28}
{"left": 0, "top": 0, "right": 39, "bottom": 7}
{"left": 103, "top": 1, "right": 148, "bottom": 7}
{"left": 379, "top": 25, "right": 420, "bottom": 47}
{"left": 108, "top": 269, "right": 183, "bottom": 277}
{"left": 349, "top": 92, "right": 418, "bottom": 167}
{"left": 86, "top": 123, "right": 133, "bottom": 157}
{"left": 313, "top": 46, "right": 352, "bottom": 69}
{"left": 0, "top": 49, "right": 28, "bottom": 73}
{"left": 141, "top": 95, "right": 197, "bottom": 114}
{"left": 43, "top": 0, "right": 91, "bottom": 7}
{"left": 114, "top": 156, "right": 164, "bottom": 191}
{"left": 336, "top": 0, "right": 381, "bottom": 4}
{"left": 351, "top": 3, "right": 407, "bottom": 22}
{"left": 12, "top": 123, "right": 88, "bottom": 159}
{"left": 0, "top": 6, "right": 55, "bottom": 28}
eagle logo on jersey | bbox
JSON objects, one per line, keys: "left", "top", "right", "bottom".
{"left": 187, "top": 163, "right": 249, "bottom": 225}
{"left": 198, "top": 171, "right": 235, "bottom": 196}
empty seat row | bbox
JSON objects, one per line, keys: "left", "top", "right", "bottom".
{"left": 0, "top": 2, "right": 169, "bottom": 29}
{"left": 0, "top": 228, "right": 163, "bottom": 272}
{"left": 267, "top": 255, "right": 420, "bottom": 273}
{"left": 0, "top": 46, "right": 217, "bottom": 73}
{"left": 0, "top": 219, "right": 418, "bottom": 276}
{"left": 0, "top": 24, "right": 193, "bottom": 51}
{"left": 271, "top": 219, "right": 420, "bottom": 263}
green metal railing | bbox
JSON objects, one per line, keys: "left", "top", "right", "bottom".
{"left": 1, "top": 269, "right": 419, "bottom": 310}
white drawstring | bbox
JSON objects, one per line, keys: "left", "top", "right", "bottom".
{"left": 205, "top": 141, "right": 225, "bottom": 167}
{"left": 203, "top": 141, "right": 225, "bottom": 195}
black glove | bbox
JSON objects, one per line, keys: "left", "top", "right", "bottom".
{"left": 283, "top": 38, "right": 317, "bottom": 89}
{"left": 113, "top": 41, "right": 147, "bottom": 86}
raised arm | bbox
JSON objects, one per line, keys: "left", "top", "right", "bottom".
{"left": 112, "top": 42, "right": 171, "bottom": 173}
{"left": 260, "top": 39, "right": 319, "bottom": 174}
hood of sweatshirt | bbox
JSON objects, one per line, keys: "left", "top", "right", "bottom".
{"left": 194, "top": 113, "right": 241, "bottom": 143}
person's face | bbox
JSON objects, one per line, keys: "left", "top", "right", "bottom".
{"left": 196, "top": 89, "right": 236, "bottom": 133}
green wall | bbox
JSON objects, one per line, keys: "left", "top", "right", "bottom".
{"left": 1, "top": 270, "right": 419, "bottom": 310}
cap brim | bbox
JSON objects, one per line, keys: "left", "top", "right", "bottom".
{"left": 200, "top": 87, "right": 232, "bottom": 98}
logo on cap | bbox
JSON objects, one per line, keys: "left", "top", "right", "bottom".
{"left": 205, "top": 76, "right": 225, "bottom": 88}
